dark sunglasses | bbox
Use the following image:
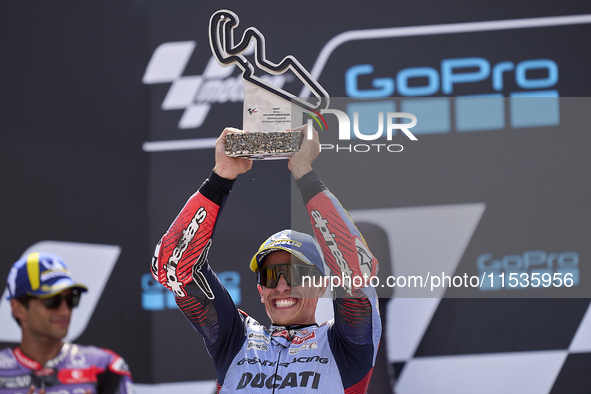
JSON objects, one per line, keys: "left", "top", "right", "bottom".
{"left": 40, "top": 290, "right": 81, "bottom": 310}
{"left": 257, "top": 263, "right": 323, "bottom": 288}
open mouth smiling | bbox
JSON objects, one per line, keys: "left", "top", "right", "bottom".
{"left": 274, "top": 298, "right": 298, "bottom": 308}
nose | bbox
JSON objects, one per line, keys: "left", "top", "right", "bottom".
{"left": 275, "top": 273, "right": 291, "bottom": 291}
{"left": 56, "top": 297, "right": 72, "bottom": 314}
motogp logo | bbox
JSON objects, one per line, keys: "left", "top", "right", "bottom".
{"left": 142, "top": 42, "right": 287, "bottom": 130}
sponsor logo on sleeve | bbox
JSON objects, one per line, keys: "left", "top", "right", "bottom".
{"left": 311, "top": 210, "right": 354, "bottom": 294}
{"left": 164, "top": 206, "right": 207, "bottom": 297}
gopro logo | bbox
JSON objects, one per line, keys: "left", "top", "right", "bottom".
{"left": 345, "top": 58, "right": 558, "bottom": 97}
{"left": 300, "top": 14, "right": 591, "bottom": 137}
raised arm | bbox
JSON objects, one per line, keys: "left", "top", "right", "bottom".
{"left": 291, "top": 126, "right": 381, "bottom": 391}
{"left": 150, "top": 128, "right": 253, "bottom": 383}
{"left": 151, "top": 128, "right": 251, "bottom": 296}
{"left": 290, "top": 126, "right": 379, "bottom": 293}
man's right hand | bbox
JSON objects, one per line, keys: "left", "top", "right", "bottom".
{"left": 212, "top": 128, "right": 253, "bottom": 180}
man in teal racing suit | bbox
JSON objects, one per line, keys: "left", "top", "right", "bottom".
{"left": 152, "top": 127, "right": 381, "bottom": 393}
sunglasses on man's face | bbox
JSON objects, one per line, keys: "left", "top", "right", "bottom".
{"left": 257, "top": 263, "right": 323, "bottom": 288}
{"left": 39, "top": 290, "right": 81, "bottom": 310}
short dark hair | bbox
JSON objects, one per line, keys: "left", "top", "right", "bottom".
{"left": 12, "top": 295, "right": 31, "bottom": 327}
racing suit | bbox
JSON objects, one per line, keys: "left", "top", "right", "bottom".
{"left": 0, "top": 343, "right": 133, "bottom": 394}
{"left": 152, "top": 170, "right": 381, "bottom": 393}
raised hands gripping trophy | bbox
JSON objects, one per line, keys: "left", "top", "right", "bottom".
{"left": 209, "top": 10, "right": 330, "bottom": 159}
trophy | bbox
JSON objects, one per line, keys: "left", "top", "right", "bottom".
{"left": 209, "top": 10, "right": 330, "bottom": 159}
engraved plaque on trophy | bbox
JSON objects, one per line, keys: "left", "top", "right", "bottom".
{"left": 209, "top": 9, "right": 329, "bottom": 159}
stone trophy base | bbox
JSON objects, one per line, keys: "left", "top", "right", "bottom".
{"left": 224, "top": 130, "right": 303, "bottom": 160}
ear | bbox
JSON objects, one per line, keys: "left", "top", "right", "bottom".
{"left": 257, "top": 285, "right": 264, "bottom": 303}
{"left": 10, "top": 298, "right": 27, "bottom": 321}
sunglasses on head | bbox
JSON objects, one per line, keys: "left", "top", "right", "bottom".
{"left": 39, "top": 290, "right": 81, "bottom": 310}
{"left": 257, "top": 263, "right": 323, "bottom": 288}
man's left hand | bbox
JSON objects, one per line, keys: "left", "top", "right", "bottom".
{"left": 289, "top": 125, "right": 320, "bottom": 180}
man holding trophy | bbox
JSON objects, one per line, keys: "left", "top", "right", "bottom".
{"left": 150, "top": 9, "right": 382, "bottom": 393}
{"left": 150, "top": 125, "right": 382, "bottom": 393}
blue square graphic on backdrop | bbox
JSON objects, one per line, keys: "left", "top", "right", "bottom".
{"left": 456, "top": 95, "right": 505, "bottom": 132}
{"left": 401, "top": 98, "right": 450, "bottom": 134}
{"left": 510, "top": 91, "right": 560, "bottom": 128}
